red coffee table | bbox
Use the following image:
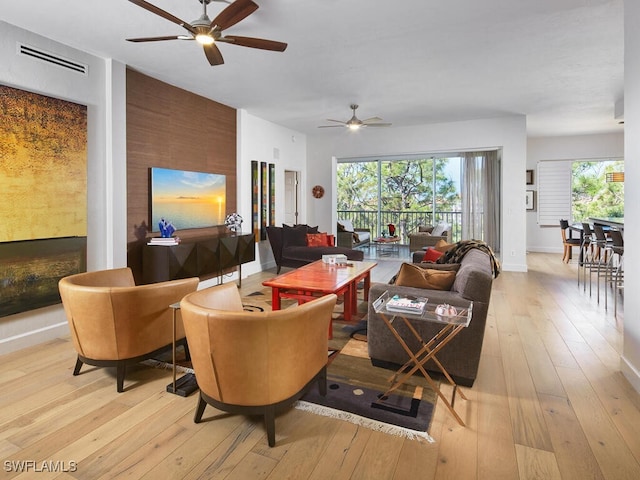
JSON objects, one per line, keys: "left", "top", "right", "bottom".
{"left": 262, "top": 260, "right": 377, "bottom": 337}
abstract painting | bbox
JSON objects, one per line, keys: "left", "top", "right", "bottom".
{"left": 0, "top": 84, "right": 87, "bottom": 317}
{"left": 251, "top": 160, "right": 259, "bottom": 241}
{"left": 260, "top": 161, "right": 267, "bottom": 240}
{"left": 269, "top": 163, "right": 275, "bottom": 226}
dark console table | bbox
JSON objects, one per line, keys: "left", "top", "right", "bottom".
{"left": 142, "top": 232, "right": 255, "bottom": 286}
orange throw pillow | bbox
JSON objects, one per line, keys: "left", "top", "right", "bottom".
{"left": 434, "top": 239, "right": 456, "bottom": 253}
{"left": 306, "top": 233, "right": 330, "bottom": 247}
{"left": 394, "top": 263, "right": 456, "bottom": 291}
{"left": 422, "top": 248, "right": 443, "bottom": 262}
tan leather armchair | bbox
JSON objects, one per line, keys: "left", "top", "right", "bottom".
{"left": 58, "top": 267, "right": 199, "bottom": 392}
{"left": 180, "top": 282, "right": 337, "bottom": 447}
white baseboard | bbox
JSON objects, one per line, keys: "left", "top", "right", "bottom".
{"left": 0, "top": 321, "right": 69, "bottom": 356}
{"left": 621, "top": 356, "right": 640, "bottom": 394}
{"left": 527, "top": 246, "right": 564, "bottom": 254}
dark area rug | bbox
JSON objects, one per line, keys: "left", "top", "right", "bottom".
{"left": 297, "top": 336, "right": 437, "bottom": 442}
{"left": 149, "top": 290, "right": 436, "bottom": 440}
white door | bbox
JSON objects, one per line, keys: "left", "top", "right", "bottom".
{"left": 284, "top": 170, "right": 299, "bottom": 225}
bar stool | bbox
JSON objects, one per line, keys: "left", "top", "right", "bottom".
{"left": 605, "top": 229, "right": 624, "bottom": 314}
{"left": 579, "top": 223, "right": 597, "bottom": 293}
{"left": 592, "top": 224, "right": 614, "bottom": 304}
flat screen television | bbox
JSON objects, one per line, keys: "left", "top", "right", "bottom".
{"left": 150, "top": 167, "right": 226, "bottom": 232}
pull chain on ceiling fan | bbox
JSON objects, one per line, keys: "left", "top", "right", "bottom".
{"left": 319, "top": 104, "right": 392, "bottom": 130}
{"left": 126, "top": 0, "right": 287, "bottom": 66}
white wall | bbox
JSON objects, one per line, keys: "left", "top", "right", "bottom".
{"left": 622, "top": 1, "right": 640, "bottom": 392}
{"left": 237, "top": 110, "right": 308, "bottom": 273}
{"left": 526, "top": 133, "right": 624, "bottom": 253}
{"left": 0, "top": 22, "right": 127, "bottom": 354}
{"left": 306, "top": 116, "right": 528, "bottom": 272}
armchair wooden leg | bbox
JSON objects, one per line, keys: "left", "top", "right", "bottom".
{"left": 194, "top": 394, "right": 207, "bottom": 423}
{"left": 116, "top": 364, "right": 126, "bottom": 393}
{"left": 264, "top": 406, "right": 276, "bottom": 447}
{"left": 73, "top": 357, "right": 83, "bottom": 376}
{"left": 318, "top": 366, "right": 327, "bottom": 396}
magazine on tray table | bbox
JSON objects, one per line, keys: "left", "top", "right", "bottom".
{"left": 384, "top": 294, "right": 428, "bottom": 314}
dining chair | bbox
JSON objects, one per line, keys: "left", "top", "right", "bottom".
{"left": 559, "top": 219, "right": 581, "bottom": 263}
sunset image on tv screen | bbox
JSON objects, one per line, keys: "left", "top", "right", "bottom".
{"left": 150, "top": 167, "right": 226, "bottom": 231}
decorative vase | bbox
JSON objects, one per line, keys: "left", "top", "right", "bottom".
{"left": 388, "top": 223, "right": 396, "bottom": 236}
{"left": 225, "top": 213, "right": 243, "bottom": 232}
{"left": 158, "top": 218, "right": 176, "bottom": 238}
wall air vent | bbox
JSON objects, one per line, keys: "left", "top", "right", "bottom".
{"left": 17, "top": 43, "right": 88, "bottom": 75}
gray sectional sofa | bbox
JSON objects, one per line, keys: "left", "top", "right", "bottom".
{"left": 367, "top": 248, "right": 494, "bottom": 387}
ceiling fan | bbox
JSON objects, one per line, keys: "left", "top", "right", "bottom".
{"left": 126, "top": 0, "right": 287, "bottom": 66}
{"left": 319, "top": 104, "right": 392, "bottom": 130}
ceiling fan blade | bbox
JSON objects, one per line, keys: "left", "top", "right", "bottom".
{"left": 212, "top": 0, "right": 259, "bottom": 30}
{"left": 126, "top": 35, "right": 184, "bottom": 42}
{"left": 219, "top": 35, "right": 287, "bottom": 51}
{"left": 361, "top": 117, "right": 384, "bottom": 123}
{"left": 325, "top": 119, "right": 347, "bottom": 124}
{"left": 318, "top": 125, "right": 346, "bottom": 128}
{"left": 128, "top": 0, "right": 197, "bottom": 35}
{"left": 364, "top": 123, "right": 392, "bottom": 127}
{"left": 203, "top": 43, "right": 225, "bottom": 66}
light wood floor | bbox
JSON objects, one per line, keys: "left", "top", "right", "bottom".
{"left": 1, "top": 253, "right": 639, "bottom": 479}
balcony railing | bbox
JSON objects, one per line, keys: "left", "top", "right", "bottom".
{"left": 337, "top": 210, "right": 463, "bottom": 244}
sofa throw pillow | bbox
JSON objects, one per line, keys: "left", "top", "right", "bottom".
{"left": 434, "top": 239, "right": 456, "bottom": 253}
{"left": 338, "top": 219, "right": 355, "bottom": 232}
{"left": 422, "top": 247, "right": 443, "bottom": 262}
{"left": 282, "top": 224, "right": 308, "bottom": 248}
{"left": 431, "top": 222, "right": 449, "bottom": 237}
{"left": 394, "top": 262, "right": 457, "bottom": 291}
{"left": 306, "top": 233, "right": 330, "bottom": 247}
{"left": 296, "top": 224, "right": 319, "bottom": 233}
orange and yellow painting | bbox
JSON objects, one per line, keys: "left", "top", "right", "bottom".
{"left": 0, "top": 84, "right": 87, "bottom": 242}
{"left": 0, "top": 85, "right": 87, "bottom": 317}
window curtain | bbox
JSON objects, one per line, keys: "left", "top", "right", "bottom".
{"left": 461, "top": 150, "right": 500, "bottom": 252}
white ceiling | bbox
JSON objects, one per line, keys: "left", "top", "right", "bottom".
{"left": 1, "top": 0, "right": 624, "bottom": 137}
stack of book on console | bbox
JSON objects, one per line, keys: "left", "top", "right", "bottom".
{"left": 385, "top": 294, "right": 427, "bottom": 314}
{"left": 147, "top": 237, "right": 180, "bottom": 246}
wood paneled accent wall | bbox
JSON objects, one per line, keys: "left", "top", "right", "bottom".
{"left": 126, "top": 69, "right": 237, "bottom": 280}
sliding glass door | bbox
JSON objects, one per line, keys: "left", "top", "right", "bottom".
{"left": 337, "top": 156, "right": 462, "bottom": 242}
{"left": 337, "top": 151, "right": 500, "bottom": 251}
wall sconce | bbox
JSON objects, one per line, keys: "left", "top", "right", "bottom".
{"left": 605, "top": 172, "right": 624, "bottom": 182}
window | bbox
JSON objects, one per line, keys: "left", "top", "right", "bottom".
{"left": 336, "top": 156, "right": 462, "bottom": 241}
{"left": 572, "top": 159, "right": 624, "bottom": 222}
{"left": 537, "top": 158, "right": 624, "bottom": 226}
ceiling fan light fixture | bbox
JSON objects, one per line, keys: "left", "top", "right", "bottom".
{"left": 348, "top": 124, "right": 361, "bottom": 131}
{"left": 196, "top": 33, "right": 214, "bottom": 45}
